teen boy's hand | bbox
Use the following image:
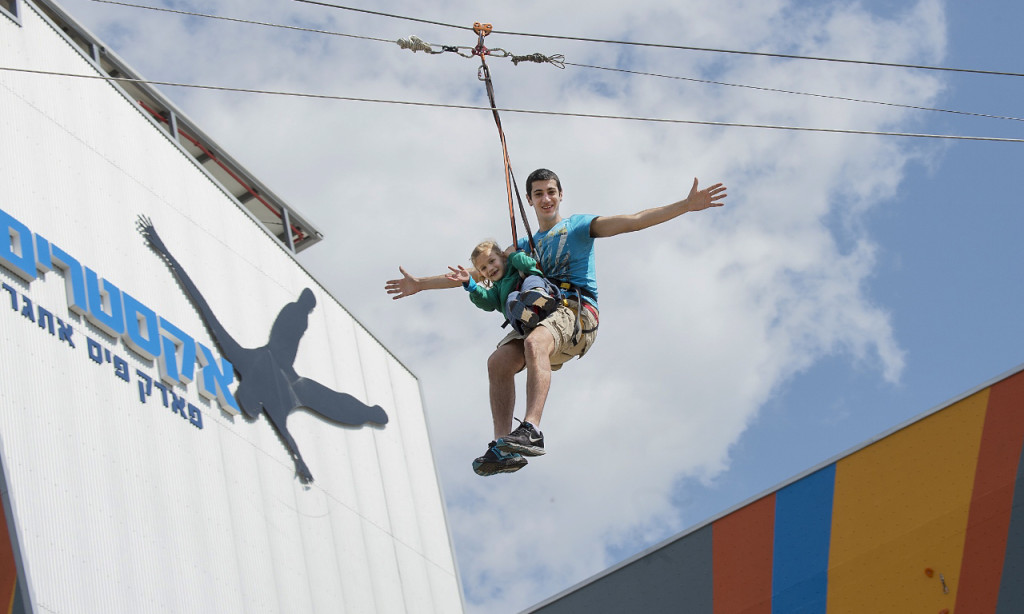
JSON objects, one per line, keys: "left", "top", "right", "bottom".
{"left": 385, "top": 267, "right": 423, "bottom": 299}
{"left": 385, "top": 266, "right": 464, "bottom": 299}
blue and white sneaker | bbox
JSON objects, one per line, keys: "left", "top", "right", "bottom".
{"left": 473, "top": 441, "right": 527, "bottom": 476}
{"left": 496, "top": 420, "right": 546, "bottom": 456}
{"left": 520, "top": 288, "right": 557, "bottom": 316}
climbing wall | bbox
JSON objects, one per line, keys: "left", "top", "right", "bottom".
{"left": 528, "top": 366, "right": 1024, "bottom": 613}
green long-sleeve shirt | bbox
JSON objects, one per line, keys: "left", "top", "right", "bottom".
{"left": 467, "top": 251, "right": 544, "bottom": 314}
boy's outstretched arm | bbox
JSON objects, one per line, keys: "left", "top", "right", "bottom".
{"left": 385, "top": 266, "right": 464, "bottom": 300}
{"left": 590, "top": 178, "right": 727, "bottom": 238}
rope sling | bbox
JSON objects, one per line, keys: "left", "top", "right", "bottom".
{"left": 470, "top": 22, "right": 537, "bottom": 257}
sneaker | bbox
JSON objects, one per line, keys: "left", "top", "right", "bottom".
{"left": 508, "top": 300, "right": 539, "bottom": 329}
{"left": 520, "top": 289, "right": 557, "bottom": 316}
{"left": 472, "top": 441, "right": 527, "bottom": 476}
{"left": 496, "top": 420, "right": 546, "bottom": 456}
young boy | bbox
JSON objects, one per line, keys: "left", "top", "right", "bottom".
{"left": 446, "top": 239, "right": 559, "bottom": 336}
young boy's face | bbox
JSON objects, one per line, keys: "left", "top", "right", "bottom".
{"left": 528, "top": 179, "right": 563, "bottom": 226}
{"left": 473, "top": 248, "right": 506, "bottom": 283}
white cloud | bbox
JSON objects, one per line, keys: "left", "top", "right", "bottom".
{"left": 57, "top": 0, "right": 946, "bottom": 611}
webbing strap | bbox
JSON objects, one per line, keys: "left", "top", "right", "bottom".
{"left": 474, "top": 31, "right": 537, "bottom": 257}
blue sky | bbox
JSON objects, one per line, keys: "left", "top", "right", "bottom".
{"left": 35, "top": 0, "right": 1024, "bottom": 611}
{"left": 682, "top": 0, "right": 1024, "bottom": 554}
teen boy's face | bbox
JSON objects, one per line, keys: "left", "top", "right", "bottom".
{"left": 473, "top": 249, "right": 506, "bottom": 283}
{"left": 528, "top": 179, "right": 562, "bottom": 226}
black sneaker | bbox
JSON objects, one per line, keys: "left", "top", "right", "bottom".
{"left": 472, "top": 441, "right": 527, "bottom": 476}
{"left": 496, "top": 421, "right": 546, "bottom": 456}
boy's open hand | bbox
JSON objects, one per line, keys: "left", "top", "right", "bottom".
{"left": 445, "top": 265, "right": 471, "bottom": 285}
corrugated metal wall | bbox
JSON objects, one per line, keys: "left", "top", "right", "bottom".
{"left": 0, "top": 2, "right": 462, "bottom": 612}
{"left": 527, "top": 367, "right": 1024, "bottom": 613}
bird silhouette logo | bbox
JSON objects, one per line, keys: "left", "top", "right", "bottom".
{"left": 138, "top": 216, "right": 387, "bottom": 483}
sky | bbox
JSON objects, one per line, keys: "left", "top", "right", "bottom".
{"left": 29, "top": 0, "right": 1024, "bottom": 611}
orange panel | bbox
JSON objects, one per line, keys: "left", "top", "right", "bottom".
{"left": 827, "top": 389, "right": 989, "bottom": 613}
{"left": 956, "top": 371, "right": 1024, "bottom": 612}
{"left": 713, "top": 494, "right": 774, "bottom": 614}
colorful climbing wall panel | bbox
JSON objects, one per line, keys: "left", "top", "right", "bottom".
{"left": 530, "top": 366, "right": 1024, "bottom": 613}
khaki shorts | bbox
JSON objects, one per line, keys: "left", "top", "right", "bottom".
{"left": 497, "top": 301, "right": 599, "bottom": 371}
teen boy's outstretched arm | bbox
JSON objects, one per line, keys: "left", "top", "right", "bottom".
{"left": 385, "top": 267, "right": 463, "bottom": 300}
{"left": 385, "top": 243, "right": 518, "bottom": 300}
{"left": 590, "top": 178, "right": 727, "bottom": 238}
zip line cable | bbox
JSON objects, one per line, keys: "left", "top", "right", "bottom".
{"left": 4, "top": 65, "right": 1023, "bottom": 143}
{"left": 290, "top": 0, "right": 1024, "bottom": 78}
{"left": 87, "top": 0, "right": 1024, "bottom": 125}
{"left": 563, "top": 62, "right": 1024, "bottom": 123}
{"left": 89, "top": 0, "right": 394, "bottom": 44}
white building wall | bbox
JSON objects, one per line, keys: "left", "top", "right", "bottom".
{"left": 0, "top": 2, "right": 462, "bottom": 612}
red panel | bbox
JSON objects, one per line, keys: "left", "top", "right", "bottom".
{"left": 0, "top": 501, "right": 16, "bottom": 614}
{"left": 713, "top": 494, "right": 775, "bottom": 614}
{"left": 956, "top": 370, "right": 1024, "bottom": 613}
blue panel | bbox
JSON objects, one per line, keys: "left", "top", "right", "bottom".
{"left": 773, "top": 464, "right": 835, "bottom": 613}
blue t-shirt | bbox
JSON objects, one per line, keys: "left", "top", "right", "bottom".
{"left": 518, "top": 214, "right": 599, "bottom": 309}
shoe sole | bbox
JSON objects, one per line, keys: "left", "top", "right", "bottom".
{"left": 473, "top": 457, "right": 527, "bottom": 476}
{"left": 473, "top": 461, "right": 526, "bottom": 476}
{"left": 495, "top": 439, "right": 546, "bottom": 457}
{"left": 508, "top": 302, "right": 538, "bottom": 330}
{"left": 520, "top": 290, "right": 555, "bottom": 311}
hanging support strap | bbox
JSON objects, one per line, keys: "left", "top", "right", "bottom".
{"left": 471, "top": 22, "right": 537, "bottom": 257}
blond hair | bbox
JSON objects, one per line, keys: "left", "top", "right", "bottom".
{"left": 469, "top": 239, "right": 505, "bottom": 288}
{"left": 470, "top": 239, "right": 505, "bottom": 265}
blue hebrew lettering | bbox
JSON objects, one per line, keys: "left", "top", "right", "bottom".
{"left": 20, "top": 295, "right": 34, "bottom": 323}
{"left": 157, "top": 318, "right": 195, "bottom": 385}
{"left": 85, "top": 267, "right": 125, "bottom": 336}
{"left": 0, "top": 208, "right": 36, "bottom": 282}
{"left": 57, "top": 317, "right": 75, "bottom": 348}
{"left": 152, "top": 380, "right": 170, "bottom": 407}
{"left": 197, "top": 343, "right": 240, "bottom": 415}
{"left": 87, "top": 337, "right": 103, "bottom": 364}
{"left": 37, "top": 306, "right": 54, "bottom": 334}
{"left": 34, "top": 234, "right": 51, "bottom": 274}
{"left": 50, "top": 245, "right": 88, "bottom": 315}
{"left": 136, "top": 370, "right": 153, "bottom": 403}
{"left": 121, "top": 292, "right": 161, "bottom": 359}
{"left": 187, "top": 403, "right": 203, "bottom": 429}
{"left": 170, "top": 392, "right": 187, "bottom": 418}
{"left": 113, "top": 356, "right": 129, "bottom": 382}
{"left": 1, "top": 283, "right": 15, "bottom": 310}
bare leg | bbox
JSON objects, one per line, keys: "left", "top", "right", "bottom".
{"left": 523, "top": 327, "right": 555, "bottom": 428}
{"left": 488, "top": 341, "right": 525, "bottom": 439}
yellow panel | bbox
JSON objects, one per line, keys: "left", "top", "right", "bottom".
{"left": 827, "top": 388, "right": 990, "bottom": 612}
